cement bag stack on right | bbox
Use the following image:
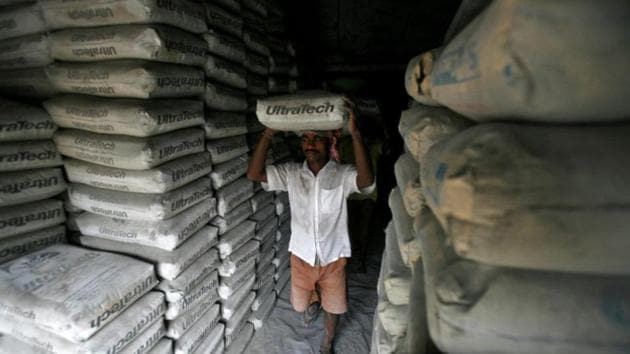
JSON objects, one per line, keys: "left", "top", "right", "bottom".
{"left": 399, "top": 1, "right": 630, "bottom": 353}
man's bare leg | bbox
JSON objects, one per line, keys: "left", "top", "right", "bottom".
{"left": 320, "top": 311, "right": 338, "bottom": 354}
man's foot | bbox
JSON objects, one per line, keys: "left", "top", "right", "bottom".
{"left": 303, "top": 302, "right": 321, "bottom": 326}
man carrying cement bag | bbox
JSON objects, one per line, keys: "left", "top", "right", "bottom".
{"left": 247, "top": 98, "right": 374, "bottom": 354}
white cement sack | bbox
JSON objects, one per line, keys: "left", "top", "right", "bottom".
{"left": 174, "top": 302, "right": 221, "bottom": 354}
{"left": 216, "top": 176, "right": 254, "bottom": 216}
{"left": 63, "top": 152, "right": 212, "bottom": 194}
{"left": 0, "top": 98, "right": 56, "bottom": 141}
{"left": 225, "top": 323, "right": 254, "bottom": 354}
{"left": 0, "top": 66, "right": 58, "bottom": 98}
{"left": 422, "top": 123, "right": 630, "bottom": 275}
{"left": 389, "top": 188, "right": 421, "bottom": 268}
{"left": 217, "top": 219, "right": 256, "bottom": 258}
{"left": 165, "top": 270, "right": 220, "bottom": 320}
{"left": 405, "top": 258, "right": 428, "bottom": 354}
{"left": 249, "top": 292, "right": 275, "bottom": 329}
{"left": 209, "top": 154, "right": 248, "bottom": 190}
{"left": 211, "top": 200, "right": 253, "bottom": 235}
{"left": 224, "top": 293, "right": 255, "bottom": 336}
{"left": 0, "top": 333, "right": 60, "bottom": 354}
{"left": 247, "top": 72, "right": 269, "bottom": 96}
{"left": 204, "top": 3, "right": 243, "bottom": 37}
{"left": 0, "top": 33, "right": 52, "bottom": 70}
{"left": 245, "top": 50, "right": 269, "bottom": 76}
{"left": 204, "top": 111, "right": 247, "bottom": 140}
{"left": 68, "top": 177, "right": 212, "bottom": 221}
{"left": 0, "top": 2, "right": 45, "bottom": 41}
{"left": 242, "top": 0, "right": 267, "bottom": 17}
{"left": 77, "top": 199, "right": 216, "bottom": 251}
{"left": 0, "top": 244, "right": 157, "bottom": 342}
{"left": 0, "top": 168, "right": 66, "bottom": 207}
{"left": 221, "top": 278, "right": 255, "bottom": 320}
{"left": 0, "top": 292, "right": 165, "bottom": 354}
{"left": 394, "top": 153, "right": 423, "bottom": 217}
{"left": 156, "top": 249, "right": 220, "bottom": 302}
{"left": 0, "top": 224, "right": 65, "bottom": 264}
{"left": 80, "top": 225, "right": 218, "bottom": 280}
{"left": 243, "top": 28, "right": 270, "bottom": 57}
{"left": 47, "top": 60, "right": 205, "bottom": 99}
{"left": 166, "top": 302, "right": 218, "bottom": 340}
{"left": 218, "top": 261, "right": 255, "bottom": 299}
{"left": 202, "top": 29, "right": 245, "bottom": 64}
{"left": 384, "top": 276, "right": 411, "bottom": 306}
{"left": 119, "top": 318, "right": 165, "bottom": 354}
{"left": 398, "top": 104, "right": 471, "bottom": 164}
{"left": 377, "top": 301, "right": 408, "bottom": 337}
{"left": 219, "top": 238, "right": 259, "bottom": 275}
{"left": 149, "top": 339, "right": 172, "bottom": 354}
{"left": 250, "top": 190, "right": 274, "bottom": 212}
{"left": 51, "top": 25, "right": 207, "bottom": 67}
{"left": 404, "top": 49, "right": 442, "bottom": 107}
{"left": 274, "top": 267, "right": 290, "bottom": 293}
{"left": 0, "top": 140, "right": 62, "bottom": 172}
{"left": 256, "top": 91, "right": 349, "bottom": 131}
{"left": 44, "top": 95, "right": 204, "bottom": 137}
{"left": 204, "top": 81, "right": 247, "bottom": 112}
{"left": 42, "top": 0, "right": 207, "bottom": 34}
{"left": 191, "top": 324, "right": 224, "bottom": 354}
{"left": 204, "top": 54, "right": 247, "bottom": 89}
{"left": 0, "top": 199, "right": 64, "bottom": 239}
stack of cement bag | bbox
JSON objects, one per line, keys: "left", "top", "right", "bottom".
{"left": 377, "top": 1, "right": 630, "bottom": 353}
{"left": 273, "top": 190, "right": 291, "bottom": 293}
{"left": 0, "top": 244, "right": 165, "bottom": 353}
{"left": 0, "top": 99, "right": 67, "bottom": 264}
{"left": 266, "top": 1, "right": 299, "bottom": 95}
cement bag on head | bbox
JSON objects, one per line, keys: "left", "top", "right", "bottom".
{"left": 256, "top": 91, "right": 349, "bottom": 131}
{"left": 149, "top": 339, "right": 172, "bottom": 354}
{"left": 0, "top": 333, "right": 51, "bottom": 354}
{"left": 54, "top": 128, "right": 204, "bottom": 170}
{"left": 404, "top": 48, "right": 442, "bottom": 106}
{"left": 0, "top": 140, "right": 62, "bottom": 171}
{"left": 118, "top": 317, "right": 165, "bottom": 354}
{"left": 0, "top": 225, "right": 65, "bottom": 264}
{"left": 202, "top": 29, "right": 245, "bottom": 64}
{"left": 0, "top": 199, "right": 64, "bottom": 239}
{"left": 216, "top": 177, "right": 254, "bottom": 216}
{"left": 80, "top": 225, "right": 219, "bottom": 280}
{"left": 0, "top": 33, "right": 52, "bottom": 70}
{"left": 398, "top": 103, "right": 471, "bottom": 164}
{"left": 0, "top": 66, "right": 58, "bottom": 98}
{"left": 204, "top": 112, "right": 247, "bottom": 140}
{"left": 0, "top": 98, "right": 57, "bottom": 141}
{"left": 211, "top": 201, "right": 253, "bottom": 235}
{"left": 206, "top": 135, "right": 249, "bottom": 165}
{"left": 0, "top": 2, "right": 45, "bottom": 41}
{"left": 210, "top": 154, "right": 248, "bottom": 190}
{"left": 42, "top": 0, "right": 207, "bottom": 34}
{"left": 204, "top": 3, "right": 243, "bottom": 37}
{"left": 165, "top": 270, "right": 220, "bottom": 320}
{"left": 204, "top": 81, "right": 247, "bottom": 111}
{"left": 245, "top": 50, "right": 269, "bottom": 76}
{"left": 68, "top": 177, "right": 213, "bottom": 220}
{"left": 204, "top": 54, "right": 247, "bottom": 89}
{"left": 0, "top": 244, "right": 157, "bottom": 342}
{"left": 388, "top": 188, "right": 421, "bottom": 268}
{"left": 77, "top": 199, "right": 216, "bottom": 250}
{"left": 167, "top": 302, "right": 218, "bottom": 340}
{"left": 0, "top": 168, "right": 66, "bottom": 207}
{"left": 422, "top": 122, "right": 630, "bottom": 275}
{"left": 63, "top": 152, "right": 212, "bottom": 194}
{"left": 429, "top": 0, "right": 630, "bottom": 122}
{"left": 248, "top": 292, "right": 276, "bottom": 329}
{"left": 156, "top": 248, "right": 219, "bottom": 302}
{"left": 44, "top": 95, "right": 204, "bottom": 137}
{"left": 174, "top": 302, "right": 221, "bottom": 354}
{"left": 47, "top": 60, "right": 205, "bottom": 98}
{"left": 394, "top": 153, "right": 423, "bottom": 218}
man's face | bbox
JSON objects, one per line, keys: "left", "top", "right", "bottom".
{"left": 301, "top": 131, "right": 330, "bottom": 163}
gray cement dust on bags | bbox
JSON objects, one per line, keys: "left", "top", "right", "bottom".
{"left": 0, "top": 168, "right": 66, "bottom": 207}
{"left": 218, "top": 230, "right": 258, "bottom": 267}
{"left": 0, "top": 98, "right": 57, "bottom": 141}
{"left": 225, "top": 323, "right": 254, "bottom": 354}
{"left": 224, "top": 293, "right": 255, "bottom": 337}
{"left": 0, "top": 224, "right": 65, "bottom": 264}
{"left": 0, "top": 66, "right": 59, "bottom": 98}
{"left": 0, "top": 2, "right": 46, "bottom": 41}
{"left": 202, "top": 29, "right": 245, "bottom": 64}
{"left": 219, "top": 261, "right": 256, "bottom": 299}
{"left": 149, "top": 339, "right": 173, "bottom": 354}
{"left": 204, "top": 54, "right": 247, "bottom": 89}
{"left": 51, "top": 24, "right": 207, "bottom": 67}
{"left": 204, "top": 111, "right": 247, "bottom": 140}
{"left": 44, "top": 95, "right": 204, "bottom": 137}
{"left": 274, "top": 268, "right": 290, "bottom": 294}
{"left": 404, "top": 48, "right": 443, "bottom": 107}
{"left": 0, "top": 244, "right": 158, "bottom": 342}
{"left": 256, "top": 91, "right": 349, "bottom": 131}
{"left": 204, "top": 81, "right": 248, "bottom": 111}
{"left": 55, "top": 128, "right": 204, "bottom": 170}
{"left": 221, "top": 278, "right": 255, "bottom": 320}
{"left": 0, "top": 33, "right": 52, "bottom": 70}
{"left": 0, "top": 140, "right": 62, "bottom": 172}
{"left": 165, "top": 270, "right": 220, "bottom": 320}
{"left": 249, "top": 292, "right": 275, "bottom": 329}
{"left": 46, "top": 60, "right": 205, "bottom": 98}
{"left": 211, "top": 200, "right": 254, "bottom": 235}
{"left": 0, "top": 292, "right": 165, "bottom": 354}
{"left": 389, "top": 188, "right": 421, "bottom": 268}
{"left": 253, "top": 213, "right": 278, "bottom": 239}
{"left": 0, "top": 332, "right": 59, "bottom": 354}
{"left": 191, "top": 323, "right": 224, "bottom": 354}
{"left": 405, "top": 257, "right": 428, "bottom": 354}
{"left": 394, "top": 153, "right": 423, "bottom": 218}
{"left": 422, "top": 122, "right": 630, "bottom": 275}
{"left": 247, "top": 72, "right": 269, "bottom": 96}
{"left": 157, "top": 248, "right": 219, "bottom": 302}
{"left": 0, "top": 199, "right": 64, "bottom": 239}
{"left": 204, "top": 3, "right": 243, "bottom": 37}
{"left": 429, "top": 0, "right": 630, "bottom": 122}
{"left": 80, "top": 225, "right": 219, "bottom": 281}
{"left": 68, "top": 177, "right": 213, "bottom": 220}
{"left": 118, "top": 317, "right": 166, "bottom": 354}
{"left": 245, "top": 50, "right": 270, "bottom": 76}
{"left": 252, "top": 279, "right": 274, "bottom": 310}
{"left": 254, "top": 262, "right": 275, "bottom": 291}
{"left": 63, "top": 152, "right": 212, "bottom": 194}
{"left": 250, "top": 190, "right": 274, "bottom": 213}
{"left": 209, "top": 153, "right": 248, "bottom": 189}
{"left": 42, "top": 0, "right": 207, "bottom": 34}
{"left": 382, "top": 222, "right": 411, "bottom": 305}
{"left": 167, "top": 301, "right": 218, "bottom": 340}
{"left": 174, "top": 301, "right": 221, "bottom": 354}
{"left": 216, "top": 176, "right": 254, "bottom": 215}
{"left": 250, "top": 203, "right": 275, "bottom": 224}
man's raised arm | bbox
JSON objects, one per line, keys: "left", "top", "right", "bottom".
{"left": 347, "top": 108, "right": 374, "bottom": 189}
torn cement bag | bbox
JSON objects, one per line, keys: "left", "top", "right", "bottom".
{"left": 167, "top": 302, "right": 218, "bottom": 340}
{"left": 0, "top": 168, "right": 66, "bottom": 207}
{"left": 219, "top": 261, "right": 256, "bottom": 299}
{"left": 204, "top": 54, "right": 247, "bottom": 89}
{"left": 242, "top": 0, "right": 267, "bottom": 17}
{"left": 216, "top": 177, "right": 254, "bottom": 216}
{"left": 422, "top": 122, "right": 630, "bottom": 275}
{"left": 118, "top": 317, "right": 165, "bottom": 354}
{"left": 256, "top": 91, "right": 349, "bottom": 131}
{"left": 165, "top": 270, "right": 220, "bottom": 320}
{"left": 245, "top": 50, "right": 269, "bottom": 76}
{"left": 0, "top": 2, "right": 46, "bottom": 41}
{"left": 50, "top": 25, "right": 207, "bottom": 67}
{"left": 204, "top": 3, "right": 243, "bottom": 37}
{"left": 274, "top": 267, "right": 290, "bottom": 294}
{"left": 249, "top": 292, "right": 275, "bottom": 329}
{"left": 0, "top": 98, "right": 57, "bottom": 141}
{"left": 219, "top": 238, "right": 259, "bottom": 274}
{"left": 209, "top": 154, "right": 248, "bottom": 190}
{"left": 156, "top": 248, "right": 219, "bottom": 302}
{"left": 0, "top": 33, "right": 52, "bottom": 70}
{"left": 0, "top": 140, "right": 62, "bottom": 172}
{"left": 149, "top": 339, "right": 172, "bottom": 354}
{"left": 79, "top": 225, "right": 218, "bottom": 281}
{"left": 0, "top": 225, "right": 66, "bottom": 264}
{"left": 44, "top": 95, "right": 204, "bottom": 137}
{"left": 247, "top": 72, "right": 269, "bottom": 96}
{"left": 47, "top": 60, "right": 205, "bottom": 98}
{"left": 429, "top": 0, "right": 630, "bottom": 122}
{"left": 250, "top": 190, "right": 274, "bottom": 213}
{"left": 405, "top": 258, "right": 428, "bottom": 354}
{"left": 204, "top": 81, "right": 247, "bottom": 111}
{"left": 202, "top": 29, "right": 245, "bottom": 64}
{"left": 174, "top": 302, "right": 221, "bottom": 354}
{"left": 0, "top": 66, "right": 59, "bottom": 98}
{"left": 404, "top": 48, "right": 442, "bottom": 107}
{"left": 221, "top": 277, "right": 255, "bottom": 320}
{"left": 398, "top": 104, "right": 471, "bottom": 164}
{"left": 394, "top": 153, "right": 423, "bottom": 217}
{"left": 224, "top": 293, "right": 255, "bottom": 337}
{"left": 0, "top": 199, "right": 64, "bottom": 239}
{"left": 389, "top": 188, "right": 421, "bottom": 268}
{"left": 68, "top": 177, "right": 213, "bottom": 220}
{"left": 42, "top": 0, "right": 207, "bottom": 34}
{"left": 192, "top": 324, "right": 224, "bottom": 354}
{"left": 211, "top": 201, "right": 254, "bottom": 235}
{"left": 204, "top": 112, "right": 247, "bottom": 140}
{"left": 377, "top": 300, "right": 408, "bottom": 337}
{"left": 0, "top": 292, "right": 165, "bottom": 354}
{"left": 0, "top": 244, "right": 157, "bottom": 342}
{"left": 63, "top": 152, "right": 212, "bottom": 194}
{"left": 76, "top": 199, "right": 216, "bottom": 250}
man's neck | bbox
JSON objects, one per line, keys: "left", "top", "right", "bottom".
{"left": 307, "top": 159, "right": 329, "bottom": 176}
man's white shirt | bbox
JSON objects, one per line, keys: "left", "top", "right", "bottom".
{"left": 263, "top": 160, "right": 375, "bottom": 266}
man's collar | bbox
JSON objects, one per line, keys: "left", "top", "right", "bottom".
{"left": 301, "top": 159, "right": 336, "bottom": 175}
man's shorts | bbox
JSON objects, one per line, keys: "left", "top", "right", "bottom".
{"left": 290, "top": 254, "right": 348, "bottom": 315}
